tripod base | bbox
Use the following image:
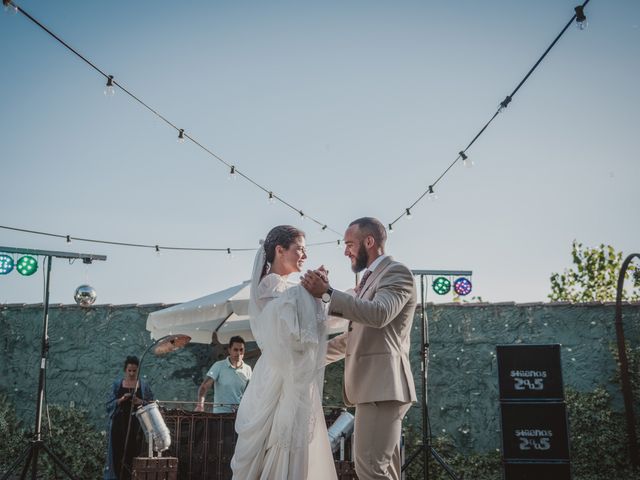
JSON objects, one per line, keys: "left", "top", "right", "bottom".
{"left": 402, "top": 443, "right": 461, "bottom": 480}
{"left": 1, "top": 439, "right": 78, "bottom": 480}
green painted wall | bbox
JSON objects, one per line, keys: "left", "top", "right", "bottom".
{"left": 1, "top": 302, "right": 639, "bottom": 453}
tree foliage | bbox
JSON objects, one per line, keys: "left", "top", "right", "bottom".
{"left": 549, "top": 241, "right": 640, "bottom": 302}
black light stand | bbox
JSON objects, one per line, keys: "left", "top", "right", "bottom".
{"left": 402, "top": 269, "right": 471, "bottom": 480}
{"left": 0, "top": 246, "right": 106, "bottom": 480}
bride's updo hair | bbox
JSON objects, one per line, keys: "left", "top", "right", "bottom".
{"left": 261, "top": 225, "right": 305, "bottom": 278}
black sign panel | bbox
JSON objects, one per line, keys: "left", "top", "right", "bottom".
{"left": 501, "top": 402, "right": 570, "bottom": 461}
{"left": 503, "top": 462, "right": 571, "bottom": 480}
{"left": 497, "top": 344, "right": 564, "bottom": 401}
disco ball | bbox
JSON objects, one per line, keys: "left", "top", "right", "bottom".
{"left": 74, "top": 284, "right": 97, "bottom": 307}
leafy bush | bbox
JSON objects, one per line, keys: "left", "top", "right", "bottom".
{"left": 566, "top": 387, "right": 640, "bottom": 480}
{"left": 0, "top": 392, "right": 27, "bottom": 475}
{"left": 39, "top": 405, "right": 107, "bottom": 479}
{"left": 0, "top": 396, "right": 106, "bottom": 480}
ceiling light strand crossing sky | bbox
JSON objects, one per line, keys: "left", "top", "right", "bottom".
{"left": 3, "top": 0, "right": 589, "bottom": 243}
{"left": 0, "top": 225, "right": 339, "bottom": 254}
{"left": 3, "top": 0, "right": 342, "bottom": 237}
{"left": 389, "top": 0, "right": 591, "bottom": 229}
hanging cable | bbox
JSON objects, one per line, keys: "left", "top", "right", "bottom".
{"left": 4, "top": 0, "right": 342, "bottom": 237}
{"left": 388, "top": 1, "right": 591, "bottom": 229}
{"left": 3, "top": 0, "right": 590, "bottom": 236}
{"left": 0, "top": 224, "right": 338, "bottom": 253}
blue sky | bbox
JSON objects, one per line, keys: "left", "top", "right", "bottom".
{"left": 1, "top": 0, "right": 638, "bottom": 305}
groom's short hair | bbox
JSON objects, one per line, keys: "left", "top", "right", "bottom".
{"left": 349, "top": 217, "right": 387, "bottom": 248}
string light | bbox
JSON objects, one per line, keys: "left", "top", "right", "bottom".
{"left": 3, "top": 0, "right": 17, "bottom": 14}
{"left": 155, "top": 245, "right": 160, "bottom": 256}
{"left": 460, "top": 151, "right": 473, "bottom": 168}
{"left": 299, "top": 210, "right": 305, "bottom": 220}
{"left": 405, "top": 208, "right": 412, "bottom": 220}
{"left": 66, "top": 235, "right": 72, "bottom": 244}
{"left": 336, "top": 239, "right": 341, "bottom": 248}
{"left": 228, "top": 165, "right": 236, "bottom": 180}
{"left": 384, "top": 3, "right": 587, "bottom": 233}
{"left": 0, "top": 224, "right": 339, "bottom": 254}
{"left": 6, "top": 2, "right": 586, "bottom": 239}
{"left": 388, "top": 224, "right": 394, "bottom": 234}
{"left": 498, "top": 95, "right": 512, "bottom": 113}
{"left": 104, "top": 75, "right": 115, "bottom": 96}
{"left": 574, "top": 5, "right": 587, "bottom": 30}
{"left": 268, "top": 191, "right": 275, "bottom": 204}
{"left": 1, "top": 3, "right": 343, "bottom": 236}
{"left": 321, "top": 225, "right": 328, "bottom": 231}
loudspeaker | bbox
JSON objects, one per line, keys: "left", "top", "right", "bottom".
{"left": 503, "top": 461, "right": 571, "bottom": 480}
{"left": 501, "top": 402, "right": 570, "bottom": 461}
{"left": 497, "top": 344, "right": 563, "bottom": 401}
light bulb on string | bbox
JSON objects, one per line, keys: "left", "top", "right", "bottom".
{"left": 66, "top": 235, "right": 72, "bottom": 244}
{"left": 226, "top": 248, "right": 234, "bottom": 260}
{"left": 299, "top": 211, "right": 305, "bottom": 221}
{"left": 155, "top": 245, "right": 160, "bottom": 257}
{"left": 336, "top": 240, "right": 341, "bottom": 249}
{"left": 3, "top": 1, "right": 17, "bottom": 14}
{"left": 321, "top": 225, "right": 328, "bottom": 232}
{"left": 460, "top": 151, "right": 473, "bottom": 168}
{"left": 427, "top": 185, "right": 438, "bottom": 201}
{"left": 104, "top": 75, "right": 115, "bottom": 96}
{"left": 574, "top": 6, "right": 587, "bottom": 30}
{"left": 177, "top": 129, "right": 185, "bottom": 143}
{"left": 498, "top": 95, "right": 511, "bottom": 113}
{"left": 228, "top": 165, "right": 237, "bottom": 180}
{"left": 405, "top": 208, "right": 412, "bottom": 220}
{"left": 388, "top": 224, "right": 394, "bottom": 234}
{"left": 268, "top": 191, "right": 275, "bottom": 204}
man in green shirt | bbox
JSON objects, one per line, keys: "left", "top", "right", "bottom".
{"left": 195, "top": 336, "right": 252, "bottom": 413}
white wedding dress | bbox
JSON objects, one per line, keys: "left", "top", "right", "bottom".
{"left": 230, "top": 272, "right": 337, "bottom": 480}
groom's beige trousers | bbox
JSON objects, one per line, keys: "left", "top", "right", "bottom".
{"left": 353, "top": 400, "right": 412, "bottom": 480}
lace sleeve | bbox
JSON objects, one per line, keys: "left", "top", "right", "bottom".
{"left": 256, "top": 274, "right": 288, "bottom": 309}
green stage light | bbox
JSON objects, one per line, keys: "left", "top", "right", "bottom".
{"left": 0, "top": 254, "right": 14, "bottom": 275}
{"left": 16, "top": 255, "right": 38, "bottom": 276}
{"left": 432, "top": 276, "right": 451, "bottom": 295}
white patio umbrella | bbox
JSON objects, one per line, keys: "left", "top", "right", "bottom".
{"left": 146, "top": 281, "right": 253, "bottom": 344}
{"left": 146, "top": 281, "right": 348, "bottom": 345}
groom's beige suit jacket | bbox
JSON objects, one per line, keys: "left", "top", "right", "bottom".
{"left": 326, "top": 256, "right": 417, "bottom": 406}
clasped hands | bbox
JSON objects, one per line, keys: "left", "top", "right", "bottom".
{"left": 301, "top": 265, "right": 330, "bottom": 298}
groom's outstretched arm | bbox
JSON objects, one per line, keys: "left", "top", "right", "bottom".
{"left": 326, "top": 332, "right": 347, "bottom": 365}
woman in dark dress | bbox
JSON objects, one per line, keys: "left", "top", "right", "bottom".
{"left": 104, "top": 356, "right": 154, "bottom": 480}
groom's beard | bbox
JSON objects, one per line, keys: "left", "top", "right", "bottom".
{"left": 352, "top": 244, "right": 369, "bottom": 273}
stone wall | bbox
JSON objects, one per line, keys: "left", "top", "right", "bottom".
{"left": 1, "top": 301, "right": 639, "bottom": 453}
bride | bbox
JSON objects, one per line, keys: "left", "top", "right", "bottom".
{"left": 230, "top": 225, "right": 337, "bottom": 480}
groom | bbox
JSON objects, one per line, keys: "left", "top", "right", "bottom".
{"left": 302, "top": 217, "right": 417, "bottom": 480}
